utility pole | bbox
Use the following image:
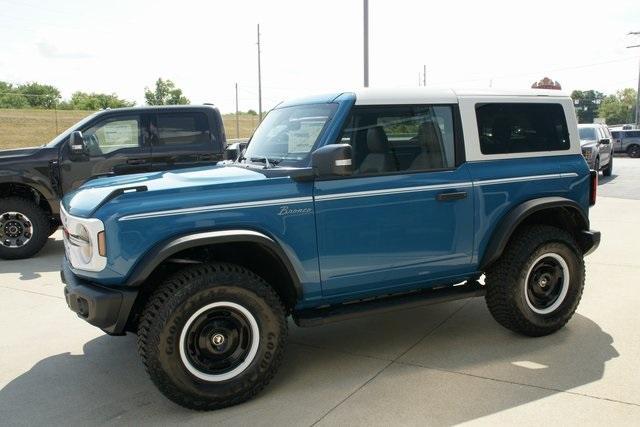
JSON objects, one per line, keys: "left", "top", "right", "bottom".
{"left": 423, "top": 65, "right": 426, "bottom": 87}
{"left": 628, "top": 31, "right": 640, "bottom": 127}
{"left": 235, "top": 83, "right": 240, "bottom": 138}
{"left": 257, "top": 24, "right": 263, "bottom": 122}
{"left": 363, "top": 0, "right": 369, "bottom": 87}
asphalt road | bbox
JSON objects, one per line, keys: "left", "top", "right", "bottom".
{"left": 1, "top": 169, "right": 640, "bottom": 425}
{"left": 599, "top": 156, "right": 640, "bottom": 200}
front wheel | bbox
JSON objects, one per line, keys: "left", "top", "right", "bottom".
{"left": 485, "top": 225, "right": 585, "bottom": 337}
{"left": 603, "top": 155, "right": 613, "bottom": 177}
{"left": 137, "top": 263, "right": 288, "bottom": 410}
{"left": 0, "top": 197, "right": 50, "bottom": 260}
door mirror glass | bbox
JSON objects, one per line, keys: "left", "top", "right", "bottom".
{"left": 311, "top": 144, "right": 353, "bottom": 178}
{"left": 600, "top": 138, "right": 611, "bottom": 145}
{"left": 69, "top": 131, "right": 86, "bottom": 155}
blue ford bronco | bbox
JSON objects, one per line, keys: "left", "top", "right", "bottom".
{"left": 61, "top": 88, "right": 600, "bottom": 410}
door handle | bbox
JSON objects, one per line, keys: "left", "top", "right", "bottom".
{"left": 436, "top": 191, "right": 467, "bottom": 201}
{"left": 126, "top": 158, "right": 146, "bottom": 165}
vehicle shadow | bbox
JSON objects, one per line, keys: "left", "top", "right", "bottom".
{"left": 599, "top": 173, "right": 618, "bottom": 185}
{"left": 0, "top": 301, "right": 618, "bottom": 425}
{"left": 0, "top": 235, "right": 63, "bottom": 280}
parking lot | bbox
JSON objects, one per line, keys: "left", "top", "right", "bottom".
{"left": 1, "top": 157, "right": 639, "bottom": 426}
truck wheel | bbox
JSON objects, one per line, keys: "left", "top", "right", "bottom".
{"left": 628, "top": 145, "right": 640, "bottom": 158}
{"left": 603, "top": 155, "right": 613, "bottom": 177}
{"left": 594, "top": 156, "right": 600, "bottom": 172}
{"left": 484, "top": 225, "right": 584, "bottom": 337}
{"left": 0, "top": 197, "right": 50, "bottom": 260}
{"left": 137, "top": 262, "right": 288, "bottom": 410}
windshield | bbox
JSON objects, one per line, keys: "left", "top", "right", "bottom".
{"left": 578, "top": 127, "right": 597, "bottom": 141}
{"left": 242, "top": 103, "right": 337, "bottom": 167}
{"left": 44, "top": 112, "right": 100, "bottom": 147}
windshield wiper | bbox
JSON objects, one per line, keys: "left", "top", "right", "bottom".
{"left": 249, "top": 157, "right": 282, "bottom": 169}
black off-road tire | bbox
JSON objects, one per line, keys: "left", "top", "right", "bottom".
{"left": 485, "top": 225, "right": 585, "bottom": 337}
{"left": 628, "top": 145, "right": 640, "bottom": 158}
{"left": 603, "top": 155, "right": 613, "bottom": 177}
{"left": 137, "top": 262, "right": 288, "bottom": 410}
{"left": 0, "top": 197, "right": 50, "bottom": 260}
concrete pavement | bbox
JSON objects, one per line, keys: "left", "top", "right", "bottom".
{"left": 1, "top": 167, "right": 640, "bottom": 425}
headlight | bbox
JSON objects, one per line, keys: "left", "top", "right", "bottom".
{"left": 76, "top": 224, "right": 93, "bottom": 264}
{"left": 582, "top": 148, "right": 593, "bottom": 159}
{"left": 61, "top": 204, "right": 106, "bottom": 272}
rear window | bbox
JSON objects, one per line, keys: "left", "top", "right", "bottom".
{"left": 155, "top": 112, "right": 210, "bottom": 146}
{"left": 476, "top": 103, "right": 570, "bottom": 154}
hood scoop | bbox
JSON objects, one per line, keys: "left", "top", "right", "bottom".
{"left": 90, "top": 185, "right": 147, "bottom": 216}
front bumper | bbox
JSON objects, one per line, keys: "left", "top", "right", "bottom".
{"left": 61, "top": 258, "right": 138, "bottom": 335}
{"left": 580, "top": 230, "right": 601, "bottom": 256}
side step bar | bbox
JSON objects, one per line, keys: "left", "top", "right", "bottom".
{"left": 293, "top": 281, "right": 485, "bottom": 327}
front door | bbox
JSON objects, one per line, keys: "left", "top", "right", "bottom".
{"left": 59, "top": 113, "right": 150, "bottom": 193}
{"left": 314, "top": 104, "right": 474, "bottom": 298}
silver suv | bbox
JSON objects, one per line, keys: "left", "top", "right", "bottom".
{"left": 611, "top": 129, "right": 640, "bottom": 158}
{"left": 578, "top": 123, "right": 613, "bottom": 176}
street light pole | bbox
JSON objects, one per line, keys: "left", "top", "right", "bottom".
{"left": 257, "top": 24, "right": 263, "bottom": 122}
{"left": 363, "top": 0, "right": 369, "bottom": 87}
{"left": 628, "top": 31, "right": 640, "bottom": 127}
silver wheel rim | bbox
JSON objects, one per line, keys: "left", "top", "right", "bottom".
{"left": 179, "top": 301, "right": 260, "bottom": 382}
{"left": 524, "top": 252, "right": 570, "bottom": 315}
{"left": 0, "top": 211, "right": 33, "bottom": 248}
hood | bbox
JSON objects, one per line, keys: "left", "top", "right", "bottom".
{"left": 63, "top": 163, "right": 277, "bottom": 217}
{"left": 0, "top": 146, "right": 43, "bottom": 160}
{"left": 580, "top": 140, "right": 597, "bottom": 148}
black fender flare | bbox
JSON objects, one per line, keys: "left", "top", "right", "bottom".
{"left": 479, "top": 197, "right": 590, "bottom": 270}
{"left": 0, "top": 176, "right": 59, "bottom": 215}
{"left": 124, "top": 229, "right": 302, "bottom": 300}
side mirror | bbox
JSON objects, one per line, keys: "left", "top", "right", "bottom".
{"left": 225, "top": 141, "right": 247, "bottom": 160}
{"left": 311, "top": 144, "right": 353, "bottom": 178}
{"left": 600, "top": 138, "right": 611, "bottom": 145}
{"left": 69, "top": 131, "right": 86, "bottom": 154}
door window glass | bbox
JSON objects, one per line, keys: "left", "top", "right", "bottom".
{"left": 339, "top": 105, "right": 456, "bottom": 175}
{"left": 154, "top": 112, "right": 210, "bottom": 146}
{"left": 84, "top": 116, "right": 140, "bottom": 155}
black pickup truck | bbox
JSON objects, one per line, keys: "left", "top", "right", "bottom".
{"left": 0, "top": 105, "right": 235, "bottom": 260}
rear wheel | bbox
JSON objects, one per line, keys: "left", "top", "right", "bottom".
{"left": 0, "top": 197, "right": 49, "bottom": 260}
{"left": 485, "top": 225, "right": 584, "bottom": 337}
{"left": 628, "top": 145, "right": 640, "bottom": 158}
{"left": 603, "top": 155, "right": 613, "bottom": 177}
{"left": 137, "top": 263, "right": 288, "bottom": 410}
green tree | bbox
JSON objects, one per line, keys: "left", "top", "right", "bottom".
{"left": 144, "top": 78, "right": 189, "bottom": 105}
{"left": 0, "top": 81, "right": 29, "bottom": 108}
{"left": 246, "top": 109, "right": 258, "bottom": 116}
{"left": 598, "top": 88, "right": 637, "bottom": 125}
{"left": 69, "top": 91, "right": 135, "bottom": 110}
{"left": 571, "top": 90, "right": 605, "bottom": 124}
{"left": 18, "top": 82, "right": 61, "bottom": 108}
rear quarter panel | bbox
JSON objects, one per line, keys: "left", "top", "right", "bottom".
{"left": 458, "top": 94, "right": 590, "bottom": 266}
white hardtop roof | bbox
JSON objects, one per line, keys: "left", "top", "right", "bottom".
{"left": 352, "top": 87, "right": 569, "bottom": 105}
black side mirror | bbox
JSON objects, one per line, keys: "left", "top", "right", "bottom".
{"left": 69, "top": 131, "right": 86, "bottom": 154}
{"left": 225, "top": 141, "right": 248, "bottom": 160}
{"left": 600, "top": 138, "right": 611, "bottom": 145}
{"left": 311, "top": 144, "right": 353, "bottom": 178}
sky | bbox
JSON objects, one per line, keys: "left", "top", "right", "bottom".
{"left": 1, "top": 0, "right": 639, "bottom": 113}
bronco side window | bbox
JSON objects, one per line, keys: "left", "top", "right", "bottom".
{"left": 339, "top": 105, "right": 456, "bottom": 175}
{"left": 476, "top": 103, "right": 570, "bottom": 154}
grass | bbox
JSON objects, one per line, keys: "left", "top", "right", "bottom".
{"left": 0, "top": 109, "right": 259, "bottom": 150}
